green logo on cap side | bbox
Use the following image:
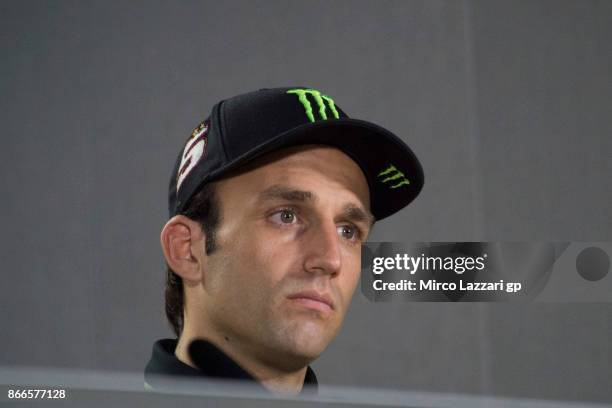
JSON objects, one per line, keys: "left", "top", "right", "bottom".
{"left": 287, "top": 88, "right": 340, "bottom": 122}
{"left": 378, "top": 164, "right": 410, "bottom": 189}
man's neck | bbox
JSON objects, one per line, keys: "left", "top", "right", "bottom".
{"left": 175, "top": 329, "right": 308, "bottom": 395}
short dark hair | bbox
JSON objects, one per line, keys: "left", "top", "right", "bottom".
{"left": 165, "top": 182, "right": 220, "bottom": 337}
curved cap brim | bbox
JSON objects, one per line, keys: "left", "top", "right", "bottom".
{"left": 203, "top": 118, "right": 424, "bottom": 221}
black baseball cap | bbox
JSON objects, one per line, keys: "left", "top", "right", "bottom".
{"left": 168, "top": 87, "right": 424, "bottom": 221}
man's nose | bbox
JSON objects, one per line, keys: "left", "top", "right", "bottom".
{"left": 303, "top": 221, "right": 342, "bottom": 275}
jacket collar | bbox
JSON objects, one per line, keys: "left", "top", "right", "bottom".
{"left": 144, "top": 338, "right": 318, "bottom": 393}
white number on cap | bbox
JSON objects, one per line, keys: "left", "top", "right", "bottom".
{"left": 176, "top": 122, "right": 208, "bottom": 192}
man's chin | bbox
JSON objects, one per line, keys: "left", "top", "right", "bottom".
{"left": 275, "top": 321, "right": 335, "bottom": 362}
{"left": 270, "top": 344, "right": 323, "bottom": 371}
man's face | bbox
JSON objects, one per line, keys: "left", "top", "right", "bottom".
{"left": 200, "top": 145, "right": 372, "bottom": 370}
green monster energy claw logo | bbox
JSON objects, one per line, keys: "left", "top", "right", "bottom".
{"left": 287, "top": 89, "right": 340, "bottom": 122}
{"left": 378, "top": 164, "right": 410, "bottom": 189}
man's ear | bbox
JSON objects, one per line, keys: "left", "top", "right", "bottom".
{"left": 160, "top": 215, "right": 205, "bottom": 284}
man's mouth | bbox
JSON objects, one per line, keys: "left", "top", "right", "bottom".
{"left": 286, "top": 291, "right": 335, "bottom": 313}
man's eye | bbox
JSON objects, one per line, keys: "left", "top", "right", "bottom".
{"left": 270, "top": 209, "right": 298, "bottom": 225}
{"left": 338, "top": 225, "right": 359, "bottom": 241}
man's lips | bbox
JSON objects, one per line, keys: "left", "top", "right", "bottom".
{"left": 287, "top": 291, "right": 335, "bottom": 312}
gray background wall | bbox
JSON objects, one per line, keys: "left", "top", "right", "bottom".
{"left": 1, "top": 0, "right": 610, "bottom": 404}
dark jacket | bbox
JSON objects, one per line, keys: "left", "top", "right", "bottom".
{"left": 144, "top": 338, "right": 318, "bottom": 394}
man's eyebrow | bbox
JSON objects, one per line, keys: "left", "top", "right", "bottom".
{"left": 258, "top": 185, "right": 375, "bottom": 226}
{"left": 258, "top": 185, "right": 315, "bottom": 202}
{"left": 343, "top": 204, "right": 376, "bottom": 228}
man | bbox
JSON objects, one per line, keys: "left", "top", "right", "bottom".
{"left": 144, "top": 87, "right": 424, "bottom": 395}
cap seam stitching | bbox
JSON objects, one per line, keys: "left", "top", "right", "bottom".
{"left": 216, "top": 100, "right": 230, "bottom": 165}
